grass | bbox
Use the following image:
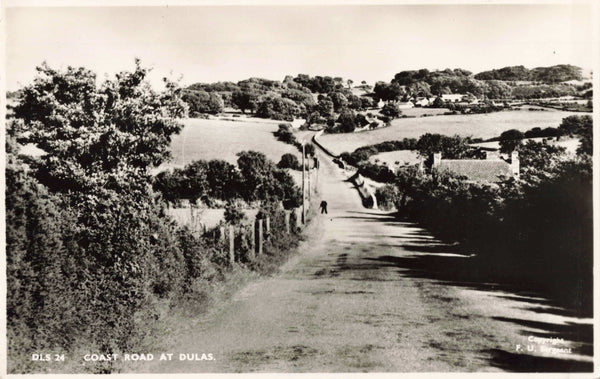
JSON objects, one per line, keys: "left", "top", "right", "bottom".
{"left": 470, "top": 137, "right": 580, "bottom": 155}
{"left": 399, "top": 107, "right": 449, "bottom": 117}
{"left": 159, "top": 118, "right": 302, "bottom": 171}
{"left": 369, "top": 150, "right": 420, "bottom": 167}
{"left": 318, "top": 107, "right": 579, "bottom": 156}
{"left": 167, "top": 207, "right": 260, "bottom": 230}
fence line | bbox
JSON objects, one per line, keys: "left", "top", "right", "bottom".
{"left": 198, "top": 209, "right": 303, "bottom": 265}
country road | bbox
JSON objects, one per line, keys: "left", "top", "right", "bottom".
{"left": 146, "top": 145, "right": 593, "bottom": 373}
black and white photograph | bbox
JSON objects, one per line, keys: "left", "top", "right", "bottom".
{"left": 1, "top": 0, "right": 598, "bottom": 375}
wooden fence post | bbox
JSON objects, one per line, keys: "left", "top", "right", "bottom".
{"left": 284, "top": 211, "right": 290, "bottom": 234}
{"left": 250, "top": 220, "right": 256, "bottom": 259}
{"left": 229, "top": 225, "right": 235, "bottom": 265}
{"left": 258, "top": 219, "right": 263, "bottom": 256}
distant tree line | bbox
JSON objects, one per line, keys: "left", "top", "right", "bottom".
{"left": 474, "top": 64, "right": 583, "bottom": 83}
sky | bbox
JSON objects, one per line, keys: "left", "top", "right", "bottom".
{"left": 4, "top": 3, "right": 597, "bottom": 91}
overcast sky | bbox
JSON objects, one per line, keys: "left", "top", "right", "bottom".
{"left": 5, "top": 4, "right": 596, "bottom": 91}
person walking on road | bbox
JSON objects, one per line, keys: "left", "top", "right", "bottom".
{"left": 319, "top": 200, "right": 328, "bottom": 214}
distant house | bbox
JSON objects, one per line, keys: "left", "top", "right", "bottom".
{"left": 556, "top": 96, "right": 576, "bottom": 103}
{"left": 414, "top": 97, "right": 432, "bottom": 107}
{"left": 429, "top": 151, "right": 519, "bottom": 183}
{"left": 397, "top": 101, "right": 415, "bottom": 109}
{"left": 441, "top": 94, "right": 465, "bottom": 103}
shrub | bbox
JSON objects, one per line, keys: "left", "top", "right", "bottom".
{"left": 380, "top": 102, "right": 402, "bottom": 118}
{"left": 375, "top": 184, "right": 400, "bottom": 210}
{"left": 278, "top": 153, "right": 300, "bottom": 170}
{"left": 224, "top": 201, "right": 247, "bottom": 225}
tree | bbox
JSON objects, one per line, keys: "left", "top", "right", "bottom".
{"left": 518, "top": 140, "right": 566, "bottom": 173}
{"left": 182, "top": 160, "right": 209, "bottom": 204}
{"left": 416, "top": 133, "right": 470, "bottom": 160}
{"left": 232, "top": 89, "right": 259, "bottom": 113}
{"left": 483, "top": 80, "right": 513, "bottom": 99}
{"left": 153, "top": 169, "right": 186, "bottom": 206}
{"left": 499, "top": 129, "right": 524, "bottom": 153}
{"left": 347, "top": 79, "right": 354, "bottom": 89}
{"left": 304, "top": 143, "right": 316, "bottom": 157}
{"left": 337, "top": 109, "right": 358, "bottom": 133}
{"left": 274, "top": 123, "right": 297, "bottom": 144}
{"left": 206, "top": 160, "right": 241, "bottom": 200}
{"left": 182, "top": 89, "right": 224, "bottom": 115}
{"left": 330, "top": 92, "right": 349, "bottom": 112}
{"left": 8, "top": 60, "right": 189, "bottom": 354}
{"left": 558, "top": 115, "right": 592, "bottom": 137}
{"left": 255, "top": 95, "right": 299, "bottom": 121}
{"left": 278, "top": 153, "right": 300, "bottom": 170}
{"left": 317, "top": 97, "right": 335, "bottom": 118}
{"left": 14, "top": 59, "right": 187, "bottom": 193}
{"left": 380, "top": 102, "right": 402, "bottom": 118}
{"left": 373, "top": 82, "right": 404, "bottom": 102}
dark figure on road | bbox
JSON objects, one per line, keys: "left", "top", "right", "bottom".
{"left": 320, "top": 200, "right": 328, "bottom": 214}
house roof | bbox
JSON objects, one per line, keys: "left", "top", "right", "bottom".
{"left": 441, "top": 94, "right": 464, "bottom": 99}
{"left": 436, "top": 159, "right": 512, "bottom": 183}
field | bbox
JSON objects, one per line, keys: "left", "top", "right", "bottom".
{"left": 167, "top": 207, "right": 259, "bottom": 230}
{"left": 369, "top": 150, "right": 421, "bottom": 167}
{"left": 470, "top": 136, "right": 580, "bottom": 155}
{"left": 399, "top": 107, "right": 448, "bottom": 117}
{"left": 159, "top": 117, "right": 302, "bottom": 171}
{"left": 318, "top": 108, "right": 578, "bottom": 155}
{"left": 159, "top": 117, "right": 304, "bottom": 228}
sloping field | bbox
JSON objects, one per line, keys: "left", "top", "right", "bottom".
{"left": 167, "top": 207, "right": 260, "bottom": 230}
{"left": 318, "top": 108, "right": 577, "bottom": 155}
{"left": 470, "top": 136, "right": 580, "bottom": 155}
{"left": 161, "top": 118, "right": 301, "bottom": 170}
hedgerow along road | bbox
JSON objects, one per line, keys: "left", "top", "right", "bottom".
{"left": 147, "top": 137, "right": 593, "bottom": 373}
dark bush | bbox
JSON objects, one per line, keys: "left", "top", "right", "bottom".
{"left": 278, "top": 153, "right": 300, "bottom": 170}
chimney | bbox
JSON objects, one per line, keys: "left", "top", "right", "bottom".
{"left": 432, "top": 152, "right": 442, "bottom": 167}
{"left": 510, "top": 151, "right": 519, "bottom": 177}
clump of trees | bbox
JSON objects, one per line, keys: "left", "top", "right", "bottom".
{"left": 153, "top": 151, "right": 301, "bottom": 208}
{"left": 182, "top": 89, "right": 224, "bottom": 115}
{"left": 380, "top": 102, "right": 402, "bottom": 118}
